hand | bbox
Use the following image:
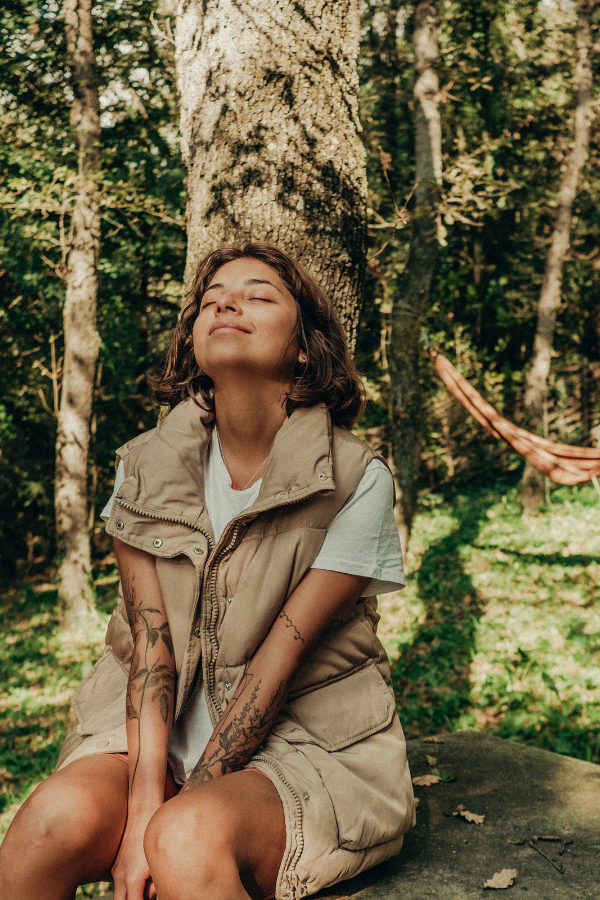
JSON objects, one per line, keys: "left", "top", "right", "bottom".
{"left": 112, "top": 815, "right": 156, "bottom": 900}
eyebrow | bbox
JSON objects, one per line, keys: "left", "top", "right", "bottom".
{"left": 203, "top": 277, "right": 284, "bottom": 296}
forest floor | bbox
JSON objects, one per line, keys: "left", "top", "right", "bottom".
{"left": 1, "top": 478, "right": 599, "bottom": 897}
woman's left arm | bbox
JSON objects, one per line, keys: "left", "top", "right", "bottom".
{"left": 182, "top": 569, "right": 370, "bottom": 792}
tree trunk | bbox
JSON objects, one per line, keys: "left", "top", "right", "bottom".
{"left": 388, "top": 1, "right": 441, "bottom": 553}
{"left": 174, "top": 0, "right": 367, "bottom": 346}
{"left": 56, "top": 0, "right": 101, "bottom": 633}
{"left": 521, "top": 0, "right": 595, "bottom": 513}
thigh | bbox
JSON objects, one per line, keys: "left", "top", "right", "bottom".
{"left": 1, "top": 753, "right": 129, "bottom": 892}
{"left": 147, "top": 769, "right": 286, "bottom": 899}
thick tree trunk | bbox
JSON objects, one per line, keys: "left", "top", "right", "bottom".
{"left": 56, "top": 0, "right": 101, "bottom": 632}
{"left": 388, "top": 1, "right": 441, "bottom": 553}
{"left": 174, "top": 0, "right": 367, "bottom": 346}
{"left": 521, "top": 0, "right": 595, "bottom": 513}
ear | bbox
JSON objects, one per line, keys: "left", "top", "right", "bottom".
{"left": 298, "top": 349, "right": 307, "bottom": 365}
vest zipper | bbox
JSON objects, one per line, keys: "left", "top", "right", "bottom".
{"left": 204, "top": 522, "right": 241, "bottom": 720}
{"left": 115, "top": 497, "right": 214, "bottom": 547}
{"left": 251, "top": 753, "right": 305, "bottom": 888}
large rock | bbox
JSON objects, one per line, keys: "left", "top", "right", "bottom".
{"left": 316, "top": 731, "right": 600, "bottom": 900}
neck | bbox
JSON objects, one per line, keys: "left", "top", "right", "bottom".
{"left": 213, "top": 376, "right": 290, "bottom": 471}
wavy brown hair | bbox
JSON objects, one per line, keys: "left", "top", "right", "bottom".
{"left": 151, "top": 242, "right": 365, "bottom": 428}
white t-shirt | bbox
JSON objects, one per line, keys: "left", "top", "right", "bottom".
{"left": 101, "top": 427, "right": 405, "bottom": 783}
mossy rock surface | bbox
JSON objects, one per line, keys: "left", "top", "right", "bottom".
{"left": 315, "top": 731, "right": 600, "bottom": 900}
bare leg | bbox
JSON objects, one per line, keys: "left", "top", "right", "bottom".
{"left": 0, "top": 755, "right": 129, "bottom": 900}
{"left": 144, "top": 770, "right": 286, "bottom": 900}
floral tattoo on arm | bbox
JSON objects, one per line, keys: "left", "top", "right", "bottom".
{"left": 124, "top": 574, "right": 175, "bottom": 791}
{"left": 183, "top": 673, "right": 286, "bottom": 791}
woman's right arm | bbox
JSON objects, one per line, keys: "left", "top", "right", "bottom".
{"left": 112, "top": 538, "right": 175, "bottom": 900}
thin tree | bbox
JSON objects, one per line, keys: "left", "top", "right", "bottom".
{"left": 521, "top": 0, "right": 596, "bottom": 513}
{"left": 174, "top": 0, "right": 367, "bottom": 345}
{"left": 55, "top": 0, "right": 101, "bottom": 631}
{"left": 388, "top": 1, "right": 442, "bottom": 552}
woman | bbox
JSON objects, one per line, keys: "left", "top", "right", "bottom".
{"left": 0, "top": 243, "right": 415, "bottom": 900}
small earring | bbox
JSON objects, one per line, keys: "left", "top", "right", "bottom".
{"left": 301, "top": 356, "right": 307, "bottom": 364}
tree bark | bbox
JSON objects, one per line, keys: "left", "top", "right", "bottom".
{"left": 521, "top": 0, "right": 596, "bottom": 513}
{"left": 174, "top": 0, "right": 367, "bottom": 346}
{"left": 56, "top": 0, "right": 101, "bottom": 632}
{"left": 388, "top": 1, "right": 441, "bottom": 553}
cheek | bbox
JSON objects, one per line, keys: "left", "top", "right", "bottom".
{"left": 192, "top": 318, "right": 206, "bottom": 367}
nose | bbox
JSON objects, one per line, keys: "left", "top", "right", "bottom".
{"left": 214, "top": 293, "right": 241, "bottom": 314}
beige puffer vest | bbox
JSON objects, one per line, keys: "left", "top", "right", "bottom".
{"left": 56, "top": 400, "right": 415, "bottom": 899}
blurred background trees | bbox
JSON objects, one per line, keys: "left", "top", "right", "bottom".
{"left": 1, "top": 0, "right": 599, "bottom": 600}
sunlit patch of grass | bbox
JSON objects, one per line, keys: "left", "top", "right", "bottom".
{"left": 388, "top": 480, "right": 600, "bottom": 762}
{"left": 0, "top": 581, "right": 112, "bottom": 841}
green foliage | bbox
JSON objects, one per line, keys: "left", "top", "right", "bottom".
{"left": 0, "top": 0, "right": 185, "bottom": 582}
{"left": 383, "top": 478, "right": 600, "bottom": 763}
{"left": 357, "top": 0, "right": 600, "bottom": 487}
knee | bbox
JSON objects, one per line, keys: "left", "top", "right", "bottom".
{"left": 145, "top": 793, "right": 236, "bottom": 885}
{"left": 3, "top": 776, "right": 103, "bottom": 863}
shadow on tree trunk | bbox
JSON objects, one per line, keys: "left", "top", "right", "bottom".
{"left": 391, "top": 492, "right": 496, "bottom": 736}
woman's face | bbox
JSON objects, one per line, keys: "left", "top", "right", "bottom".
{"left": 193, "top": 257, "right": 302, "bottom": 384}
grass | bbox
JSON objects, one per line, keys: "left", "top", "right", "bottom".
{"left": 380, "top": 478, "right": 600, "bottom": 762}
{"left": 1, "top": 479, "right": 599, "bottom": 894}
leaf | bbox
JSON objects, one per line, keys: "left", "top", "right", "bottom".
{"left": 426, "top": 755, "right": 438, "bottom": 766}
{"left": 159, "top": 693, "right": 169, "bottom": 724}
{"left": 541, "top": 671, "right": 560, "bottom": 696}
{"left": 483, "top": 869, "right": 518, "bottom": 889}
{"left": 126, "top": 704, "right": 139, "bottom": 720}
{"left": 161, "top": 631, "right": 174, "bottom": 655}
{"left": 532, "top": 835, "right": 561, "bottom": 841}
{"left": 412, "top": 774, "right": 442, "bottom": 786}
{"left": 453, "top": 804, "right": 485, "bottom": 824}
{"left": 148, "top": 628, "right": 159, "bottom": 647}
{"left": 144, "top": 608, "right": 162, "bottom": 614}
{"left": 133, "top": 667, "right": 149, "bottom": 680}
{"left": 152, "top": 687, "right": 162, "bottom": 700}
{"left": 422, "top": 736, "right": 444, "bottom": 743}
{"left": 431, "top": 767, "right": 456, "bottom": 782}
{"left": 506, "top": 838, "right": 526, "bottom": 845}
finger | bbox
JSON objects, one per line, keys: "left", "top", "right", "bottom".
{"left": 146, "top": 878, "right": 157, "bottom": 899}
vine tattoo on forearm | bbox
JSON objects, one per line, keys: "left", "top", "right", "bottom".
{"left": 124, "top": 574, "right": 175, "bottom": 791}
{"left": 279, "top": 609, "right": 305, "bottom": 643}
{"left": 184, "top": 673, "right": 286, "bottom": 791}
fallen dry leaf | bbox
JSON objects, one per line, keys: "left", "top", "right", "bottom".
{"left": 426, "top": 754, "right": 438, "bottom": 766}
{"left": 422, "top": 736, "right": 444, "bottom": 743}
{"left": 411, "top": 774, "right": 442, "bottom": 786}
{"left": 453, "top": 803, "right": 485, "bottom": 824}
{"left": 483, "top": 868, "right": 518, "bottom": 889}
{"left": 532, "top": 835, "right": 561, "bottom": 841}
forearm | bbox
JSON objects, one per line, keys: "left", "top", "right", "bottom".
{"left": 183, "top": 569, "right": 370, "bottom": 792}
{"left": 115, "top": 539, "right": 175, "bottom": 808}
{"left": 182, "top": 659, "right": 287, "bottom": 791}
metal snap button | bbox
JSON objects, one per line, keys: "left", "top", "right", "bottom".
{"left": 318, "top": 473, "right": 325, "bottom": 480}
{"left": 153, "top": 538, "right": 163, "bottom": 548}
{"left": 303, "top": 793, "right": 310, "bottom": 801}
{"left": 227, "top": 596, "right": 233, "bottom": 604}
{"left": 225, "top": 682, "right": 232, "bottom": 690}
{"left": 193, "top": 627, "right": 201, "bottom": 638}
{"left": 194, "top": 548, "right": 204, "bottom": 555}
{"left": 116, "top": 520, "right": 124, "bottom": 531}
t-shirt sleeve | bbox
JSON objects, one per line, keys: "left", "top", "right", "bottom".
{"left": 311, "top": 458, "right": 405, "bottom": 596}
{"left": 100, "top": 459, "right": 126, "bottom": 523}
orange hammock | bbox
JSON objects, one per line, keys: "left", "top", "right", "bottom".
{"left": 434, "top": 353, "right": 600, "bottom": 486}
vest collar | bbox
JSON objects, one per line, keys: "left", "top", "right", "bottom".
{"left": 116, "top": 398, "right": 335, "bottom": 526}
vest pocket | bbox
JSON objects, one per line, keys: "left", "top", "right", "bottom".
{"left": 72, "top": 649, "right": 128, "bottom": 735}
{"left": 277, "top": 663, "right": 395, "bottom": 752}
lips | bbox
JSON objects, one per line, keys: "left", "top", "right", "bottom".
{"left": 209, "top": 322, "right": 249, "bottom": 335}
